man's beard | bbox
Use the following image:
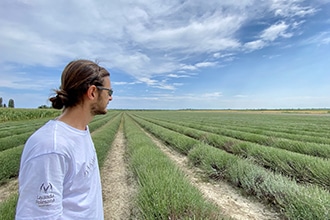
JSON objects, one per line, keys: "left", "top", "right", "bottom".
{"left": 91, "top": 99, "right": 107, "bottom": 116}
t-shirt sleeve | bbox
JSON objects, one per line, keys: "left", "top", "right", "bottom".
{"left": 16, "top": 153, "right": 69, "bottom": 220}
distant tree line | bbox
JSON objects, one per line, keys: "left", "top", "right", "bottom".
{"left": 0, "top": 97, "right": 15, "bottom": 108}
{"left": 38, "top": 105, "right": 52, "bottom": 109}
{"left": 0, "top": 97, "right": 54, "bottom": 109}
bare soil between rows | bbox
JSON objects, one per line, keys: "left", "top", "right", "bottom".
{"left": 0, "top": 178, "right": 18, "bottom": 203}
{"left": 100, "top": 125, "right": 138, "bottom": 220}
{"left": 1, "top": 123, "right": 282, "bottom": 220}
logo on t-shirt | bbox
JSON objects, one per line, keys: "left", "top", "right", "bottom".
{"left": 36, "top": 183, "right": 55, "bottom": 207}
{"left": 40, "top": 183, "right": 53, "bottom": 193}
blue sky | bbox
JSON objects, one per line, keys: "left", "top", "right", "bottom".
{"left": 0, "top": 0, "right": 330, "bottom": 109}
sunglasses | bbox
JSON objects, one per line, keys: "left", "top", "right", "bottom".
{"left": 96, "top": 86, "right": 113, "bottom": 96}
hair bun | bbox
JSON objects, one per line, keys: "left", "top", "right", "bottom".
{"left": 49, "top": 91, "right": 68, "bottom": 109}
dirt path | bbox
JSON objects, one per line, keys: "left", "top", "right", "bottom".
{"left": 0, "top": 178, "right": 18, "bottom": 203}
{"left": 100, "top": 125, "right": 137, "bottom": 220}
{"left": 143, "top": 131, "right": 282, "bottom": 220}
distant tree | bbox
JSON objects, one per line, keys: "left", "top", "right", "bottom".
{"left": 38, "top": 105, "right": 51, "bottom": 109}
{"left": 3, "top": 104, "right": 7, "bottom": 108}
{"left": 8, "top": 99, "right": 14, "bottom": 108}
{"left": 0, "top": 97, "right": 2, "bottom": 107}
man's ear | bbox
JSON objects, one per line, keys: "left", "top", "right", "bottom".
{"left": 87, "top": 85, "right": 97, "bottom": 100}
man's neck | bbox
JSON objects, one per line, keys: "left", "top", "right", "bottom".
{"left": 57, "top": 106, "right": 93, "bottom": 130}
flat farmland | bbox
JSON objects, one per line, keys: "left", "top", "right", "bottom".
{"left": 1, "top": 109, "right": 329, "bottom": 219}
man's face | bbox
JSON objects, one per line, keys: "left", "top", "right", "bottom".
{"left": 91, "top": 76, "right": 112, "bottom": 115}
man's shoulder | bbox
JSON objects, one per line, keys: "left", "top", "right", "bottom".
{"left": 24, "top": 120, "right": 71, "bottom": 157}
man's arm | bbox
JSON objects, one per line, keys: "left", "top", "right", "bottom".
{"left": 16, "top": 153, "right": 68, "bottom": 220}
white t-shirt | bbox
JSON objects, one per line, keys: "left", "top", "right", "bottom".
{"left": 16, "top": 120, "right": 104, "bottom": 220}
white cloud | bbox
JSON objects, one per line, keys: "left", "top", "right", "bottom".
{"left": 112, "top": 81, "right": 140, "bottom": 86}
{"left": 244, "top": 40, "right": 267, "bottom": 50}
{"left": 260, "top": 21, "right": 292, "bottom": 41}
{"left": 271, "top": 0, "right": 318, "bottom": 17}
{"left": 244, "top": 21, "right": 294, "bottom": 50}
{"left": 179, "top": 61, "right": 217, "bottom": 71}
{"left": 0, "top": 66, "right": 56, "bottom": 90}
{"left": 213, "top": 53, "right": 234, "bottom": 59}
{"left": 195, "top": 62, "right": 217, "bottom": 68}
{"left": 135, "top": 77, "right": 176, "bottom": 90}
{"left": 167, "top": 74, "right": 190, "bottom": 78}
{"left": 302, "top": 31, "right": 330, "bottom": 45}
{"left": 180, "top": 64, "right": 197, "bottom": 71}
{"left": 0, "top": 0, "right": 324, "bottom": 94}
{"left": 202, "top": 92, "right": 223, "bottom": 98}
{"left": 321, "top": 36, "right": 330, "bottom": 44}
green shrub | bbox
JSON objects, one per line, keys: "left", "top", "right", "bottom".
{"left": 0, "top": 146, "right": 23, "bottom": 184}
{"left": 0, "top": 194, "right": 18, "bottom": 220}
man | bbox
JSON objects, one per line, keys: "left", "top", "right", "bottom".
{"left": 16, "top": 60, "right": 113, "bottom": 219}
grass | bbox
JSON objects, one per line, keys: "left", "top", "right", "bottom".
{"left": 0, "top": 146, "right": 23, "bottom": 185}
{"left": 0, "top": 132, "right": 34, "bottom": 152}
{"left": 0, "top": 194, "right": 18, "bottom": 220}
